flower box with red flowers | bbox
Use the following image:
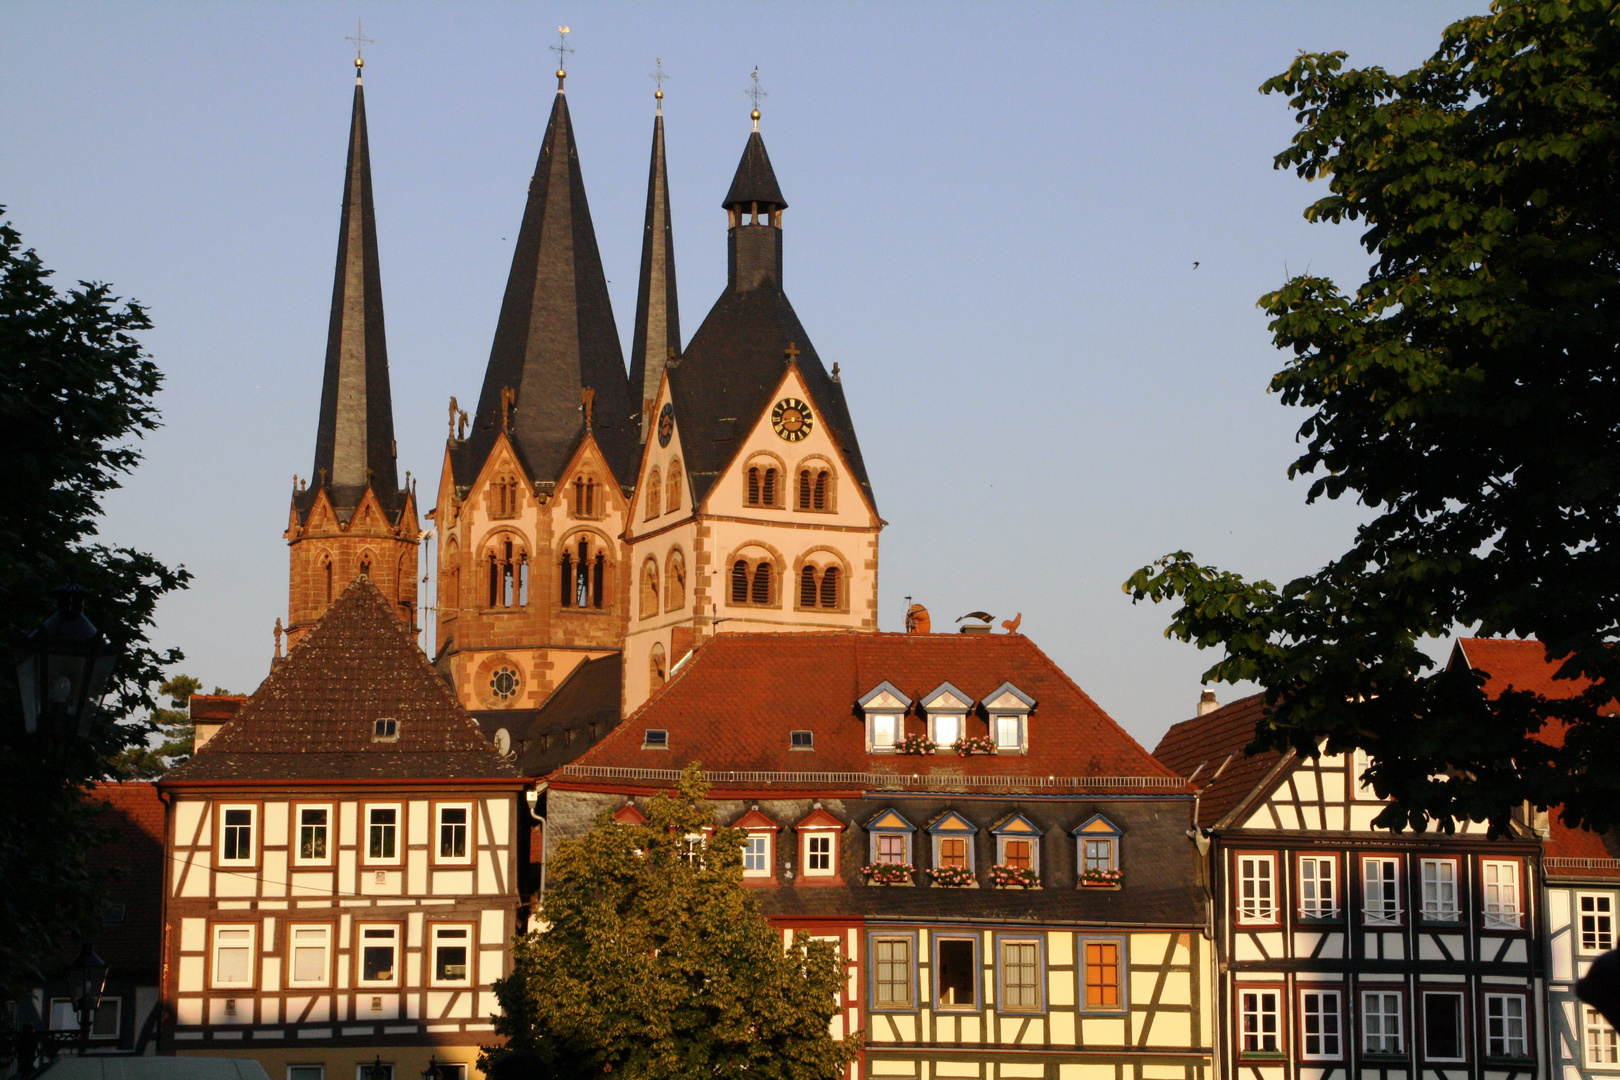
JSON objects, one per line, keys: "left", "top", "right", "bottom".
{"left": 989, "top": 864, "right": 1040, "bottom": 889}
{"left": 950, "top": 736, "right": 996, "bottom": 756}
{"left": 1080, "top": 868, "right": 1123, "bottom": 888}
{"left": 862, "top": 863, "right": 915, "bottom": 885}
{"left": 896, "top": 734, "right": 937, "bottom": 755}
{"left": 926, "top": 865, "right": 976, "bottom": 888}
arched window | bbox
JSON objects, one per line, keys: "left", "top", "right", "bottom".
{"left": 819, "top": 565, "right": 840, "bottom": 608}
{"left": 814, "top": 470, "right": 830, "bottom": 510}
{"left": 573, "top": 475, "right": 599, "bottom": 519}
{"left": 486, "top": 538, "right": 529, "bottom": 608}
{"left": 731, "top": 560, "right": 750, "bottom": 604}
{"left": 797, "top": 463, "right": 835, "bottom": 511}
{"left": 745, "top": 461, "right": 782, "bottom": 508}
{"left": 491, "top": 473, "right": 521, "bottom": 519}
{"left": 730, "top": 549, "right": 779, "bottom": 607}
{"left": 798, "top": 469, "right": 812, "bottom": 510}
{"left": 649, "top": 643, "right": 667, "bottom": 693}
{"left": 323, "top": 557, "right": 334, "bottom": 603}
{"left": 640, "top": 557, "right": 660, "bottom": 620}
{"left": 446, "top": 542, "right": 460, "bottom": 613}
{"left": 761, "top": 467, "right": 778, "bottom": 507}
{"left": 751, "top": 562, "right": 772, "bottom": 605}
{"left": 795, "top": 560, "right": 845, "bottom": 611}
{"left": 360, "top": 554, "right": 372, "bottom": 579}
{"left": 747, "top": 467, "right": 761, "bottom": 506}
{"left": 800, "top": 565, "right": 817, "bottom": 608}
{"left": 665, "top": 548, "right": 686, "bottom": 612}
{"left": 558, "top": 536, "right": 610, "bottom": 611}
{"left": 666, "top": 460, "right": 683, "bottom": 511}
{"left": 644, "top": 468, "right": 661, "bottom": 521}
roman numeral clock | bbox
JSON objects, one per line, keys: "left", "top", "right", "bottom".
{"left": 771, "top": 398, "right": 813, "bottom": 442}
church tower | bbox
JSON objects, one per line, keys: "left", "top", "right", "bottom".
{"left": 285, "top": 57, "right": 420, "bottom": 651}
{"left": 628, "top": 83, "right": 681, "bottom": 442}
{"left": 620, "top": 104, "right": 881, "bottom": 712}
{"left": 431, "top": 65, "right": 640, "bottom": 715}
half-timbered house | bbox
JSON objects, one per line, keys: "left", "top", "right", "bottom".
{"left": 1155, "top": 693, "right": 1546, "bottom": 1080}
{"left": 543, "top": 629, "right": 1215, "bottom": 1080}
{"left": 158, "top": 578, "right": 527, "bottom": 1080}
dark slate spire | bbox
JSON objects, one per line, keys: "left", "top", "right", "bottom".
{"left": 460, "top": 83, "right": 636, "bottom": 487}
{"left": 723, "top": 130, "right": 787, "bottom": 211}
{"left": 629, "top": 93, "right": 681, "bottom": 442}
{"left": 310, "top": 65, "right": 400, "bottom": 514}
{"left": 723, "top": 123, "right": 788, "bottom": 294}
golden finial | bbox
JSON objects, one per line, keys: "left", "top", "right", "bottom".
{"left": 345, "top": 19, "right": 373, "bottom": 78}
{"left": 746, "top": 66, "right": 767, "bottom": 130}
{"left": 652, "top": 58, "right": 668, "bottom": 107}
{"left": 551, "top": 26, "right": 573, "bottom": 90}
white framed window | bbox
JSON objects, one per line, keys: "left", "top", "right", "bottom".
{"left": 1422, "top": 991, "right": 1466, "bottom": 1062}
{"left": 1299, "top": 855, "right": 1338, "bottom": 918}
{"left": 211, "top": 924, "right": 256, "bottom": 988}
{"left": 932, "top": 831, "right": 976, "bottom": 873}
{"left": 1351, "top": 748, "right": 1375, "bottom": 795}
{"left": 1236, "top": 855, "right": 1277, "bottom": 924}
{"left": 1363, "top": 857, "right": 1402, "bottom": 924}
{"left": 1083, "top": 837, "right": 1115, "bottom": 871}
{"left": 1485, "top": 994, "right": 1528, "bottom": 1058}
{"left": 1586, "top": 1006, "right": 1620, "bottom": 1066}
{"left": 1299, "top": 989, "right": 1342, "bottom": 1060}
{"left": 929, "top": 712, "right": 962, "bottom": 746}
{"left": 365, "top": 804, "right": 402, "bottom": 864}
{"left": 742, "top": 834, "right": 771, "bottom": 876}
{"left": 1579, "top": 893, "right": 1615, "bottom": 953}
{"left": 992, "top": 713, "right": 1026, "bottom": 752}
{"left": 1362, "top": 990, "right": 1403, "bottom": 1053}
{"left": 355, "top": 1066, "right": 393, "bottom": 1080}
{"left": 804, "top": 833, "right": 835, "bottom": 876}
{"left": 294, "top": 805, "right": 331, "bottom": 865}
{"left": 437, "top": 803, "right": 473, "bottom": 863}
{"left": 288, "top": 924, "right": 331, "bottom": 988}
{"left": 431, "top": 924, "right": 473, "bottom": 986}
{"left": 356, "top": 924, "right": 400, "bottom": 987}
{"left": 1420, "top": 859, "right": 1460, "bottom": 920}
{"left": 1239, "top": 988, "right": 1281, "bottom": 1055}
{"left": 49, "top": 997, "right": 120, "bottom": 1038}
{"left": 1482, "top": 860, "right": 1521, "bottom": 928}
{"left": 218, "top": 804, "right": 257, "bottom": 865}
{"left": 997, "top": 936, "right": 1043, "bottom": 1013}
{"left": 287, "top": 1066, "right": 325, "bottom": 1080}
{"left": 866, "top": 712, "right": 901, "bottom": 752}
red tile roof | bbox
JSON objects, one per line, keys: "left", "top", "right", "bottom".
{"left": 189, "top": 695, "right": 248, "bottom": 722}
{"left": 558, "top": 632, "right": 1180, "bottom": 792}
{"left": 1153, "top": 693, "right": 1288, "bottom": 828}
{"left": 89, "top": 781, "right": 165, "bottom": 971}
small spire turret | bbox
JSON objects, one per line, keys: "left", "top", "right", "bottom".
{"left": 630, "top": 60, "right": 681, "bottom": 440}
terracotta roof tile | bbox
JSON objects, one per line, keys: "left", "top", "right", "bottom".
{"left": 1153, "top": 693, "right": 1287, "bottom": 828}
{"left": 188, "top": 695, "right": 248, "bottom": 722}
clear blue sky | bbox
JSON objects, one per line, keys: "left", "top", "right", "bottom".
{"left": 2, "top": 2, "right": 1481, "bottom": 749}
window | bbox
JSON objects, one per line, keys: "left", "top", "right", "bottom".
{"left": 485, "top": 539, "right": 529, "bottom": 608}
{"left": 1363, "top": 857, "right": 1402, "bottom": 924}
{"left": 431, "top": 925, "right": 472, "bottom": 985}
{"left": 666, "top": 460, "right": 682, "bottom": 512}
{"left": 356, "top": 1066, "right": 393, "bottom": 1080}
{"left": 373, "top": 718, "right": 398, "bottom": 740}
{"left": 438, "top": 804, "right": 471, "bottom": 861}
{"left": 1587, "top": 1007, "right": 1620, "bottom": 1066}
{"left": 1083, "top": 941, "right": 1122, "bottom": 1009}
{"left": 1420, "top": 859, "right": 1459, "bottom": 920}
{"left": 1299, "top": 856, "right": 1338, "bottom": 918}
{"left": 797, "top": 562, "right": 845, "bottom": 610}
{"left": 1084, "top": 838, "right": 1114, "bottom": 871}
{"left": 743, "top": 834, "right": 770, "bottom": 875}
{"left": 999, "top": 938, "right": 1041, "bottom": 1012}
{"left": 559, "top": 537, "right": 608, "bottom": 609}
{"left": 1300, "top": 989, "right": 1342, "bottom": 1059}
{"left": 1001, "top": 838, "right": 1035, "bottom": 870}
{"left": 873, "top": 936, "right": 914, "bottom": 1009}
{"left": 664, "top": 548, "right": 686, "bottom": 611}
{"left": 993, "top": 713, "right": 1025, "bottom": 752}
{"left": 1362, "top": 990, "right": 1402, "bottom": 1053}
{"left": 1485, "top": 994, "right": 1527, "bottom": 1058}
{"left": 1482, "top": 861, "right": 1521, "bottom": 928}
{"left": 643, "top": 729, "right": 668, "bottom": 749}
{"left": 640, "top": 558, "right": 659, "bottom": 619}
{"left": 572, "top": 474, "right": 599, "bottom": 518}
{"left": 50, "top": 997, "right": 120, "bottom": 1038}
{"left": 867, "top": 712, "right": 900, "bottom": 752}
{"left": 211, "top": 924, "right": 256, "bottom": 988}
{"left": 935, "top": 938, "right": 976, "bottom": 1009}
{"left": 730, "top": 557, "right": 775, "bottom": 606}
{"left": 289, "top": 925, "right": 331, "bottom": 987}
{"left": 876, "top": 834, "right": 907, "bottom": 864}
{"left": 366, "top": 805, "right": 400, "bottom": 862}
{"left": 287, "top": 1067, "right": 325, "bottom": 1080}
{"left": 790, "top": 730, "right": 813, "bottom": 749}
{"left": 1580, "top": 893, "right": 1615, "bottom": 952}
{"left": 930, "top": 713, "right": 962, "bottom": 746}
{"left": 746, "top": 464, "right": 780, "bottom": 507}
{"left": 1237, "top": 855, "right": 1277, "bottom": 923}
{"left": 938, "top": 837, "right": 969, "bottom": 868}
{"left": 928, "top": 814, "right": 977, "bottom": 874}
{"left": 357, "top": 925, "right": 400, "bottom": 986}
{"left": 1240, "top": 988, "right": 1282, "bottom": 1055}
{"left": 1422, "top": 991, "right": 1465, "bottom": 1061}
{"left": 490, "top": 474, "right": 520, "bottom": 519}
{"left": 644, "top": 468, "right": 661, "bottom": 520}
{"left": 219, "top": 805, "right": 255, "bottom": 864}
{"left": 807, "top": 834, "right": 834, "bottom": 874}
{"left": 797, "top": 466, "right": 834, "bottom": 511}
{"left": 296, "top": 806, "right": 330, "bottom": 863}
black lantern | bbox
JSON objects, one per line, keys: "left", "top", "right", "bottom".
{"left": 366, "top": 1056, "right": 390, "bottom": 1080}
{"left": 15, "top": 583, "right": 122, "bottom": 742}
{"left": 67, "top": 941, "right": 108, "bottom": 1048}
{"left": 421, "top": 1058, "right": 442, "bottom": 1080}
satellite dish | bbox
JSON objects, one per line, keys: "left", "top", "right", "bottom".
{"left": 494, "top": 728, "right": 512, "bottom": 755}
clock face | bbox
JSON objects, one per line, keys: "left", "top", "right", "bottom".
{"left": 657, "top": 403, "right": 674, "bottom": 447}
{"left": 771, "top": 397, "right": 814, "bottom": 442}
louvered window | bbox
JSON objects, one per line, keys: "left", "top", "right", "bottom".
{"left": 798, "top": 469, "right": 812, "bottom": 509}
{"left": 732, "top": 561, "right": 749, "bottom": 603}
{"left": 761, "top": 467, "right": 777, "bottom": 506}
{"left": 747, "top": 467, "right": 761, "bottom": 505}
{"left": 820, "top": 566, "right": 840, "bottom": 608}
{"left": 814, "top": 470, "right": 828, "bottom": 509}
{"left": 751, "top": 562, "right": 772, "bottom": 604}
{"left": 800, "top": 566, "right": 817, "bottom": 607}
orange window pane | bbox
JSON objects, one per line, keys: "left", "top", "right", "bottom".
{"left": 940, "top": 838, "right": 968, "bottom": 868}
{"left": 1086, "top": 942, "right": 1120, "bottom": 1007}
{"left": 1005, "top": 840, "right": 1031, "bottom": 869}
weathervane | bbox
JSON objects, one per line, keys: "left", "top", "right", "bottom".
{"left": 345, "top": 19, "right": 374, "bottom": 73}
{"left": 550, "top": 25, "right": 573, "bottom": 87}
{"left": 746, "top": 66, "right": 767, "bottom": 129}
{"left": 652, "top": 57, "right": 668, "bottom": 107}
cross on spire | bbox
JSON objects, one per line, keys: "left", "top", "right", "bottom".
{"left": 746, "top": 66, "right": 767, "bottom": 129}
{"left": 652, "top": 57, "right": 668, "bottom": 94}
{"left": 784, "top": 341, "right": 800, "bottom": 365}
{"left": 550, "top": 25, "right": 573, "bottom": 87}
{"left": 345, "top": 18, "right": 374, "bottom": 73}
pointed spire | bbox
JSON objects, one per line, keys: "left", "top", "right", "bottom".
{"left": 630, "top": 81, "right": 680, "bottom": 441}
{"left": 462, "top": 85, "right": 635, "bottom": 486}
{"left": 724, "top": 118, "right": 788, "bottom": 294}
{"left": 310, "top": 65, "right": 400, "bottom": 513}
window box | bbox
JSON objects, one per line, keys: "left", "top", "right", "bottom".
{"left": 863, "top": 862, "right": 914, "bottom": 885}
{"left": 1081, "top": 868, "right": 1123, "bottom": 888}
{"left": 951, "top": 736, "right": 996, "bottom": 756}
{"left": 989, "top": 863, "right": 1040, "bottom": 889}
{"left": 926, "top": 865, "right": 976, "bottom": 888}
{"left": 897, "top": 734, "right": 936, "bottom": 755}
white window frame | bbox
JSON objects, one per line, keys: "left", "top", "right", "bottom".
{"left": 429, "top": 923, "right": 474, "bottom": 987}
{"left": 1236, "top": 854, "right": 1278, "bottom": 924}
{"left": 1484, "top": 993, "right": 1528, "bottom": 1059}
{"left": 1361, "top": 989, "right": 1403, "bottom": 1054}
{"left": 996, "top": 834, "right": 1040, "bottom": 874}
{"left": 355, "top": 1066, "right": 393, "bottom": 1080}
{"left": 217, "top": 804, "right": 257, "bottom": 866}
{"left": 287, "top": 924, "right": 332, "bottom": 988}
{"left": 293, "top": 803, "right": 333, "bottom": 866}
{"left": 929, "top": 712, "right": 964, "bottom": 747}
{"left": 866, "top": 712, "right": 901, "bottom": 753}
{"left": 49, "top": 996, "right": 121, "bottom": 1039}
{"left": 210, "top": 924, "right": 257, "bottom": 989}
{"left": 1238, "top": 987, "right": 1282, "bottom": 1056}
{"left": 1363, "top": 856, "right": 1403, "bottom": 925}
{"left": 287, "top": 1067, "right": 325, "bottom": 1080}
{"left": 436, "top": 802, "right": 474, "bottom": 865}
{"left": 1298, "top": 988, "right": 1342, "bottom": 1061}
{"left": 1578, "top": 892, "right": 1615, "bottom": 954}
{"left": 1481, "top": 860, "right": 1521, "bottom": 929}
{"left": 1298, "top": 855, "right": 1338, "bottom": 919}
{"left": 742, "top": 832, "right": 772, "bottom": 877}
{"left": 1421, "top": 990, "right": 1467, "bottom": 1062}
{"left": 364, "top": 803, "right": 403, "bottom": 865}
{"left": 1586, "top": 1006, "right": 1620, "bottom": 1067}
{"left": 803, "top": 831, "right": 837, "bottom": 877}
{"left": 1420, "top": 858, "right": 1460, "bottom": 921}
{"left": 356, "top": 923, "right": 401, "bottom": 987}
{"left": 992, "top": 712, "right": 1027, "bottom": 753}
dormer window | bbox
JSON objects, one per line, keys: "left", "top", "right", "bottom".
{"left": 983, "top": 682, "right": 1036, "bottom": 754}
{"left": 733, "top": 808, "right": 779, "bottom": 883}
{"left": 991, "top": 813, "right": 1043, "bottom": 876}
{"left": 642, "top": 729, "right": 668, "bottom": 749}
{"left": 790, "top": 730, "right": 814, "bottom": 750}
{"left": 859, "top": 682, "right": 911, "bottom": 753}
{"left": 796, "top": 806, "right": 846, "bottom": 885}
{"left": 921, "top": 682, "right": 972, "bottom": 749}
{"left": 373, "top": 718, "right": 398, "bottom": 741}
{"left": 1072, "top": 815, "right": 1123, "bottom": 885}
{"left": 865, "top": 809, "right": 916, "bottom": 867}
{"left": 927, "top": 811, "right": 979, "bottom": 883}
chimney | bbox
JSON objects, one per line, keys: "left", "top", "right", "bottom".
{"left": 1197, "top": 689, "right": 1219, "bottom": 716}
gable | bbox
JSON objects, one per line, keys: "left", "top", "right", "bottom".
{"left": 927, "top": 810, "right": 979, "bottom": 835}
{"left": 627, "top": 373, "right": 693, "bottom": 538}
{"left": 866, "top": 809, "right": 916, "bottom": 833}
{"left": 1235, "top": 749, "right": 1492, "bottom": 835}
{"left": 992, "top": 813, "right": 1041, "bottom": 836}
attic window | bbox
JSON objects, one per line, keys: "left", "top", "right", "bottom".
{"left": 373, "top": 718, "right": 398, "bottom": 742}
{"left": 643, "top": 729, "right": 669, "bottom": 749}
{"left": 790, "top": 730, "right": 814, "bottom": 750}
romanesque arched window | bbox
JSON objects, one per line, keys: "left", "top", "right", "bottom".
{"left": 323, "top": 556, "right": 334, "bottom": 603}
{"left": 732, "top": 560, "right": 750, "bottom": 604}
{"left": 665, "top": 548, "right": 686, "bottom": 612}
{"left": 745, "top": 457, "right": 784, "bottom": 508}
{"left": 650, "top": 642, "right": 667, "bottom": 693}
{"left": 486, "top": 537, "right": 529, "bottom": 608}
{"left": 573, "top": 474, "right": 600, "bottom": 519}
{"left": 666, "top": 460, "right": 683, "bottom": 512}
{"left": 800, "top": 565, "right": 818, "bottom": 608}
{"left": 491, "top": 473, "right": 521, "bottom": 519}
{"left": 820, "top": 565, "right": 840, "bottom": 608}
{"left": 729, "top": 547, "right": 779, "bottom": 608}
{"left": 640, "top": 557, "right": 660, "bottom": 620}
{"left": 644, "top": 468, "right": 662, "bottom": 521}
{"left": 559, "top": 534, "right": 611, "bottom": 610}
{"left": 751, "top": 562, "right": 772, "bottom": 605}
{"left": 794, "top": 556, "right": 847, "bottom": 612}
{"left": 796, "top": 461, "right": 836, "bottom": 512}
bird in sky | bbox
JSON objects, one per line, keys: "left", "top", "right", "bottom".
{"left": 1192, "top": 261, "right": 1201, "bottom": 269}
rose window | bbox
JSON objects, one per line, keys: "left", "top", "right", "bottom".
{"left": 490, "top": 666, "right": 520, "bottom": 701}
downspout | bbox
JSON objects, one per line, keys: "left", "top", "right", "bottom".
{"left": 524, "top": 783, "right": 548, "bottom": 913}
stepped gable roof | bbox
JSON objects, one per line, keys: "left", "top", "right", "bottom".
{"left": 88, "top": 781, "right": 165, "bottom": 971}
{"left": 472, "top": 653, "right": 623, "bottom": 777}
{"left": 167, "top": 578, "right": 517, "bottom": 783}
{"left": 669, "top": 288, "right": 873, "bottom": 508}
{"left": 456, "top": 89, "right": 637, "bottom": 491}
{"left": 1154, "top": 692, "right": 1288, "bottom": 829}
{"left": 559, "top": 632, "right": 1178, "bottom": 788}
{"left": 723, "top": 131, "right": 787, "bottom": 209}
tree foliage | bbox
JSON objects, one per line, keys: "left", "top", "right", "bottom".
{"left": 109, "top": 673, "right": 201, "bottom": 778}
{"left": 1126, "top": 0, "right": 1620, "bottom": 834}
{"left": 0, "top": 210, "right": 189, "bottom": 995}
{"left": 487, "top": 765, "right": 860, "bottom": 1080}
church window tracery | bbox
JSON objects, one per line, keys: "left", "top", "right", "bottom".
{"left": 665, "top": 548, "right": 686, "bottom": 611}
{"left": 485, "top": 538, "right": 529, "bottom": 608}
{"left": 558, "top": 534, "right": 610, "bottom": 610}
{"left": 490, "top": 473, "right": 521, "bottom": 519}
{"left": 640, "top": 557, "right": 660, "bottom": 619}
{"left": 644, "top": 468, "right": 661, "bottom": 520}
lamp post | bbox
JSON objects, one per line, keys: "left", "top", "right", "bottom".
{"left": 67, "top": 941, "right": 109, "bottom": 1053}
{"left": 14, "top": 582, "right": 122, "bottom": 744}
{"left": 421, "top": 1057, "right": 442, "bottom": 1080}
{"left": 366, "top": 1055, "right": 390, "bottom": 1080}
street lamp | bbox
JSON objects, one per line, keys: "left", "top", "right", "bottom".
{"left": 365, "top": 1056, "right": 390, "bottom": 1080}
{"left": 421, "top": 1057, "right": 442, "bottom": 1080}
{"left": 67, "top": 941, "right": 108, "bottom": 1053}
{"left": 15, "top": 583, "right": 122, "bottom": 742}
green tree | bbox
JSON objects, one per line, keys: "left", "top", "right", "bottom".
{"left": 1127, "top": 0, "right": 1620, "bottom": 836}
{"left": 0, "top": 209, "right": 189, "bottom": 996}
{"left": 109, "top": 673, "right": 201, "bottom": 778}
{"left": 487, "top": 765, "right": 859, "bottom": 1080}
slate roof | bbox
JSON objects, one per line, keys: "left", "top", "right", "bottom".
{"left": 629, "top": 109, "right": 680, "bottom": 431}
{"left": 1153, "top": 693, "right": 1288, "bottom": 830}
{"left": 474, "top": 653, "right": 623, "bottom": 777}
{"left": 166, "top": 577, "right": 518, "bottom": 783}
{"left": 456, "top": 89, "right": 638, "bottom": 491}
{"left": 558, "top": 632, "right": 1180, "bottom": 790}
{"left": 723, "top": 131, "right": 787, "bottom": 209}
{"left": 89, "top": 781, "right": 165, "bottom": 972}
